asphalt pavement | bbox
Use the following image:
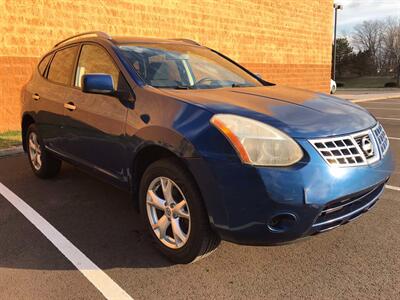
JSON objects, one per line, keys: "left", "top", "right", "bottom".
{"left": 0, "top": 98, "right": 399, "bottom": 300}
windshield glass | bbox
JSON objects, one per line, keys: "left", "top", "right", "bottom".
{"left": 118, "top": 43, "right": 263, "bottom": 89}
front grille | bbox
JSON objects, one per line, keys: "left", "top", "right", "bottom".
{"left": 372, "top": 123, "right": 389, "bottom": 156}
{"left": 310, "top": 131, "right": 375, "bottom": 167}
{"left": 309, "top": 122, "right": 390, "bottom": 167}
{"left": 310, "top": 182, "right": 385, "bottom": 233}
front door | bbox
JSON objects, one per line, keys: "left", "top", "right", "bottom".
{"left": 63, "top": 44, "right": 131, "bottom": 183}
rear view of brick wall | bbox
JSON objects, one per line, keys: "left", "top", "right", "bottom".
{"left": 0, "top": 0, "right": 333, "bottom": 131}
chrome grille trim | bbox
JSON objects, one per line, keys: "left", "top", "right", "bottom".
{"left": 309, "top": 122, "right": 390, "bottom": 167}
{"left": 312, "top": 186, "right": 383, "bottom": 228}
{"left": 372, "top": 123, "right": 389, "bottom": 156}
{"left": 320, "top": 183, "right": 381, "bottom": 214}
{"left": 309, "top": 129, "right": 379, "bottom": 167}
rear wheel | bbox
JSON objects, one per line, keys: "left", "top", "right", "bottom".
{"left": 26, "top": 124, "right": 61, "bottom": 178}
{"left": 139, "top": 158, "right": 220, "bottom": 263}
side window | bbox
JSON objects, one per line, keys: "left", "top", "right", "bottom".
{"left": 38, "top": 54, "right": 52, "bottom": 76}
{"left": 47, "top": 46, "right": 78, "bottom": 85}
{"left": 75, "top": 45, "right": 119, "bottom": 89}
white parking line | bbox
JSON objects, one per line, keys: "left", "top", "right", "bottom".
{"left": 0, "top": 182, "right": 133, "bottom": 300}
{"left": 386, "top": 185, "right": 400, "bottom": 192}
{"left": 389, "top": 137, "right": 400, "bottom": 141}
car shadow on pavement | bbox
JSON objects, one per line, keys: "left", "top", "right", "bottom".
{"left": 0, "top": 155, "right": 174, "bottom": 270}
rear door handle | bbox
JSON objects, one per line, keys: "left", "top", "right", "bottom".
{"left": 32, "top": 94, "right": 40, "bottom": 101}
{"left": 64, "top": 102, "right": 77, "bottom": 111}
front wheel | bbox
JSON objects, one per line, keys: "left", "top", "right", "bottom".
{"left": 139, "top": 158, "right": 220, "bottom": 264}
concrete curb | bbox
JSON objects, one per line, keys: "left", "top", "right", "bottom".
{"left": 0, "top": 145, "right": 24, "bottom": 158}
{"left": 335, "top": 94, "right": 400, "bottom": 103}
{"left": 351, "top": 95, "right": 400, "bottom": 103}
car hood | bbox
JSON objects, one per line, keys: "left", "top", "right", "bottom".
{"left": 161, "top": 85, "right": 376, "bottom": 138}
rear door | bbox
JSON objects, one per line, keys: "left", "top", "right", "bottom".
{"left": 63, "top": 43, "right": 131, "bottom": 183}
{"left": 33, "top": 45, "right": 79, "bottom": 152}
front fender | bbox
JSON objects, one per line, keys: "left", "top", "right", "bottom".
{"left": 125, "top": 124, "right": 230, "bottom": 231}
{"left": 131, "top": 125, "right": 199, "bottom": 158}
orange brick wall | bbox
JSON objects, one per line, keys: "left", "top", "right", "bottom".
{"left": 0, "top": 0, "right": 333, "bottom": 132}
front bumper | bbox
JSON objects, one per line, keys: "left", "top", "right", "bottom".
{"left": 185, "top": 140, "right": 395, "bottom": 245}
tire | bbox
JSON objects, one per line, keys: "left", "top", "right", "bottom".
{"left": 26, "top": 124, "right": 61, "bottom": 178}
{"left": 139, "top": 158, "right": 220, "bottom": 264}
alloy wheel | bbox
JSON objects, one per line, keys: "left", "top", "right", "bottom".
{"left": 146, "top": 176, "right": 191, "bottom": 249}
{"left": 28, "top": 132, "right": 42, "bottom": 171}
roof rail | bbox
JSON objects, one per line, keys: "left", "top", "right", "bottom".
{"left": 53, "top": 31, "right": 112, "bottom": 48}
{"left": 170, "top": 38, "right": 201, "bottom": 46}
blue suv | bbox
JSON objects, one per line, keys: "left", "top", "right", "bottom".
{"left": 21, "top": 32, "right": 394, "bottom": 263}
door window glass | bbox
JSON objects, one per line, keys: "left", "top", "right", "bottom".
{"left": 47, "top": 46, "right": 78, "bottom": 85}
{"left": 75, "top": 45, "right": 119, "bottom": 89}
{"left": 38, "top": 54, "right": 52, "bottom": 76}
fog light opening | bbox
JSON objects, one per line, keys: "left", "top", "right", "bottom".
{"left": 267, "top": 213, "right": 297, "bottom": 233}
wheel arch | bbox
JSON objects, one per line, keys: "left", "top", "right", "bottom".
{"left": 130, "top": 144, "right": 196, "bottom": 204}
{"left": 129, "top": 124, "right": 200, "bottom": 194}
{"left": 129, "top": 141, "right": 228, "bottom": 235}
{"left": 127, "top": 122, "right": 229, "bottom": 230}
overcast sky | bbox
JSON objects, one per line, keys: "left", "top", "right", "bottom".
{"left": 336, "top": 0, "right": 400, "bottom": 37}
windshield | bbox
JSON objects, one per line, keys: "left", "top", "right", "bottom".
{"left": 118, "top": 43, "right": 264, "bottom": 89}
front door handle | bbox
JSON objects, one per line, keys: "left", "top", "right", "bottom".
{"left": 32, "top": 93, "right": 40, "bottom": 101}
{"left": 64, "top": 102, "right": 77, "bottom": 111}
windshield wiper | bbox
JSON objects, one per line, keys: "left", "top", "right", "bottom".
{"left": 173, "top": 85, "right": 194, "bottom": 89}
{"left": 152, "top": 85, "right": 195, "bottom": 90}
{"left": 231, "top": 83, "right": 251, "bottom": 88}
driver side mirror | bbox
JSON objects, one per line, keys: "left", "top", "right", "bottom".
{"left": 82, "top": 74, "right": 115, "bottom": 96}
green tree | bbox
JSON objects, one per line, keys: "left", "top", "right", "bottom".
{"left": 334, "top": 37, "right": 353, "bottom": 78}
{"left": 352, "top": 20, "right": 384, "bottom": 73}
{"left": 350, "top": 50, "right": 376, "bottom": 76}
{"left": 382, "top": 17, "right": 400, "bottom": 86}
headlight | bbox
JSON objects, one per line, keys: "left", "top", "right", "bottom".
{"left": 210, "top": 114, "right": 303, "bottom": 166}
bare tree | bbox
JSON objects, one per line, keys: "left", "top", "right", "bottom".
{"left": 382, "top": 17, "right": 400, "bottom": 86}
{"left": 352, "top": 20, "right": 384, "bottom": 73}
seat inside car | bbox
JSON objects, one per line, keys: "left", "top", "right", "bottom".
{"left": 147, "top": 61, "right": 180, "bottom": 86}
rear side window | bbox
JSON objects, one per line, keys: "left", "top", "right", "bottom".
{"left": 75, "top": 44, "right": 119, "bottom": 89}
{"left": 48, "top": 46, "right": 78, "bottom": 85}
{"left": 38, "top": 54, "right": 52, "bottom": 75}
